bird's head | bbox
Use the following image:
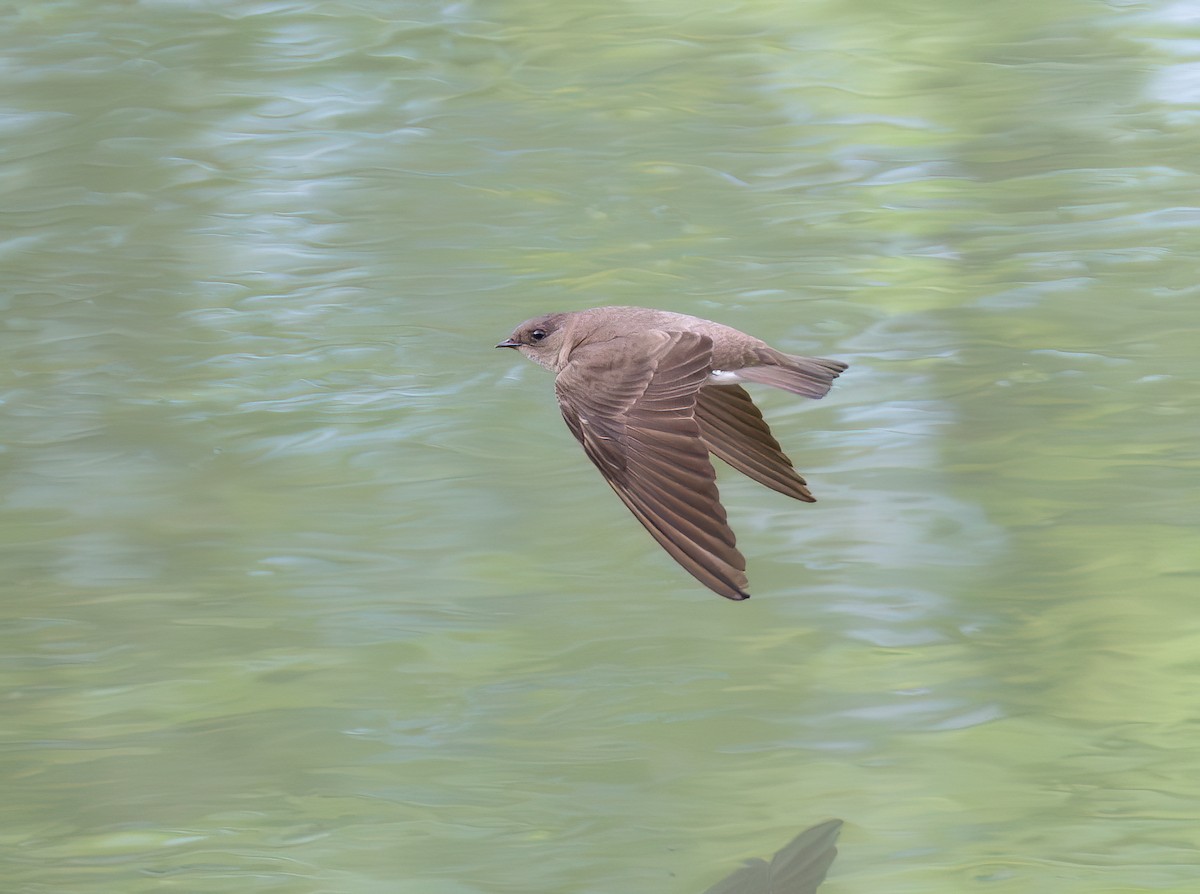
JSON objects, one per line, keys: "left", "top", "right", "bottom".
{"left": 496, "top": 313, "right": 569, "bottom": 371}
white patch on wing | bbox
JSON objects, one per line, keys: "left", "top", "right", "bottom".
{"left": 708, "top": 369, "right": 743, "bottom": 383}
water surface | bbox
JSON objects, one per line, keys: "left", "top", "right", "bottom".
{"left": 3, "top": 1, "right": 1199, "bottom": 892}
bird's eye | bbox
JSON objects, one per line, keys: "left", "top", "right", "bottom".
{"left": 530, "top": 329, "right": 547, "bottom": 341}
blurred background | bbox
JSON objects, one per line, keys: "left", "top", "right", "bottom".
{"left": 2, "top": 1, "right": 1198, "bottom": 891}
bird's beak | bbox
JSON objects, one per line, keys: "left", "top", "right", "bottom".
{"left": 495, "top": 339, "right": 520, "bottom": 349}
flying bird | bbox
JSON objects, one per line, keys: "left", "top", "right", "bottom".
{"left": 497, "top": 306, "right": 846, "bottom": 601}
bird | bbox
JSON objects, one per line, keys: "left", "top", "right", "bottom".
{"left": 496, "top": 306, "right": 846, "bottom": 601}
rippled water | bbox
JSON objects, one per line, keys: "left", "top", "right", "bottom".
{"left": 3, "top": 1, "right": 1199, "bottom": 892}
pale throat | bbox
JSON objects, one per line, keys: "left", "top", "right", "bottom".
{"left": 519, "top": 346, "right": 559, "bottom": 372}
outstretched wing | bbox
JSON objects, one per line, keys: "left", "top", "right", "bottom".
{"left": 695, "top": 384, "right": 816, "bottom": 502}
{"left": 555, "top": 330, "right": 750, "bottom": 601}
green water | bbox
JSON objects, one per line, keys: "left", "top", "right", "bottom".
{"left": 2, "top": 1, "right": 1198, "bottom": 892}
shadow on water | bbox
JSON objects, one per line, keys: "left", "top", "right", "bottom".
{"left": 699, "top": 819, "right": 842, "bottom": 894}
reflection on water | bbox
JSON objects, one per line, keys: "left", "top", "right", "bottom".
{"left": 3, "top": 1, "right": 1199, "bottom": 892}
{"left": 701, "top": 819, "right": 841, "bottom": 894}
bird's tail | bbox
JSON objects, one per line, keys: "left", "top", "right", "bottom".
{"left": 735, "top": 349, "right": 847, "bottom": 399}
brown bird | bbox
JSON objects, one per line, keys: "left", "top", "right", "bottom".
{"left": 497, "top": 306, "right": 846, "bottom": 601}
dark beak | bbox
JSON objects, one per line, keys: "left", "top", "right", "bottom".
{"left": 495, "top": 339, "right": 520, "bottom": 349}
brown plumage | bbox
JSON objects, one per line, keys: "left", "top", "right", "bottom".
{"left": 497, "top": 306, "right": 846, "bottom": 601}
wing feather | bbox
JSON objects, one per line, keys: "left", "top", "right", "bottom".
{"left": 555, "top": 331, "right": 750, "bottom": 601}
{"left": 695, "top": 384, "right": 817, "bottom": 502}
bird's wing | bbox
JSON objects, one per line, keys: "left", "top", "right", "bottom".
{"left": 555, "top": 330, "right": 749, "bottom": 601}
{"left": 695, "top": 384, "right": 816, "bottom": 502}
